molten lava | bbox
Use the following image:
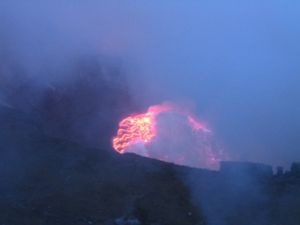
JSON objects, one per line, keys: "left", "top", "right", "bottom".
{"left": 113, "top": 103, "right": 174, "bottom": 153}
{"left": 112, "top": 102, "right": 227, "bottom": 169}
{"left": 112, "top": 113, "right": 155, "bottom": 153}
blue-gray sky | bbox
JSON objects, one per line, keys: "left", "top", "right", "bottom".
{"left": 1, "top": 1, "right": 299, "bottom": 168}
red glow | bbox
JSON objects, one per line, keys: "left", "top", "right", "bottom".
{"left": 112, "top": 102, "right": 227, "bottom": 169}
{"left": 112, "top": 113, "right": 155, "bottom": 153}
{"left": 113, "top": 103, "right": 175, "bottom": 153}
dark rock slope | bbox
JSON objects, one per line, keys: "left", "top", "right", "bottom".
{"left": 1, "top": 105, "right": 300, "bottom": 225}
{"left": 0, "top": 106, "right": 202, "bottom": 225}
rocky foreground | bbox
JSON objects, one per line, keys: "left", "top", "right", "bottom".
{"left": 0, "top": 105, "right": 299, "bottom": 225}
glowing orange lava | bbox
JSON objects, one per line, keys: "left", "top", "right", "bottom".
{"left": 112, "top": 102, "right": 227, "bottom": 169}
{"left": 113, "top": 103, "right": 207, "bottom": 151}
{"left": 112, "top": 103, "right": 185, "bottom": 153}
{"left": 112, "top": 112, "right": 155, "bottom": 153}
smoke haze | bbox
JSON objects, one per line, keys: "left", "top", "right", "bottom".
{"left": 0, "top": 1, "right": 300, "bottom": 168}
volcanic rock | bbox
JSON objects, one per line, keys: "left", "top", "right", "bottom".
{"left": 0, "top": 106, "right": 201, "bottom": 225}
{"left": 1, "top": 105, "right": 300, "bottom": 225}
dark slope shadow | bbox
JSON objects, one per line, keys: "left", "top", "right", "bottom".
{"left": 0, "top": 105, "right": 203, "bottom": 225}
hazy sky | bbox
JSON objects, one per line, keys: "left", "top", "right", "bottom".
{"left": 1, "top": 1, "right": 300, "bottom": 168}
